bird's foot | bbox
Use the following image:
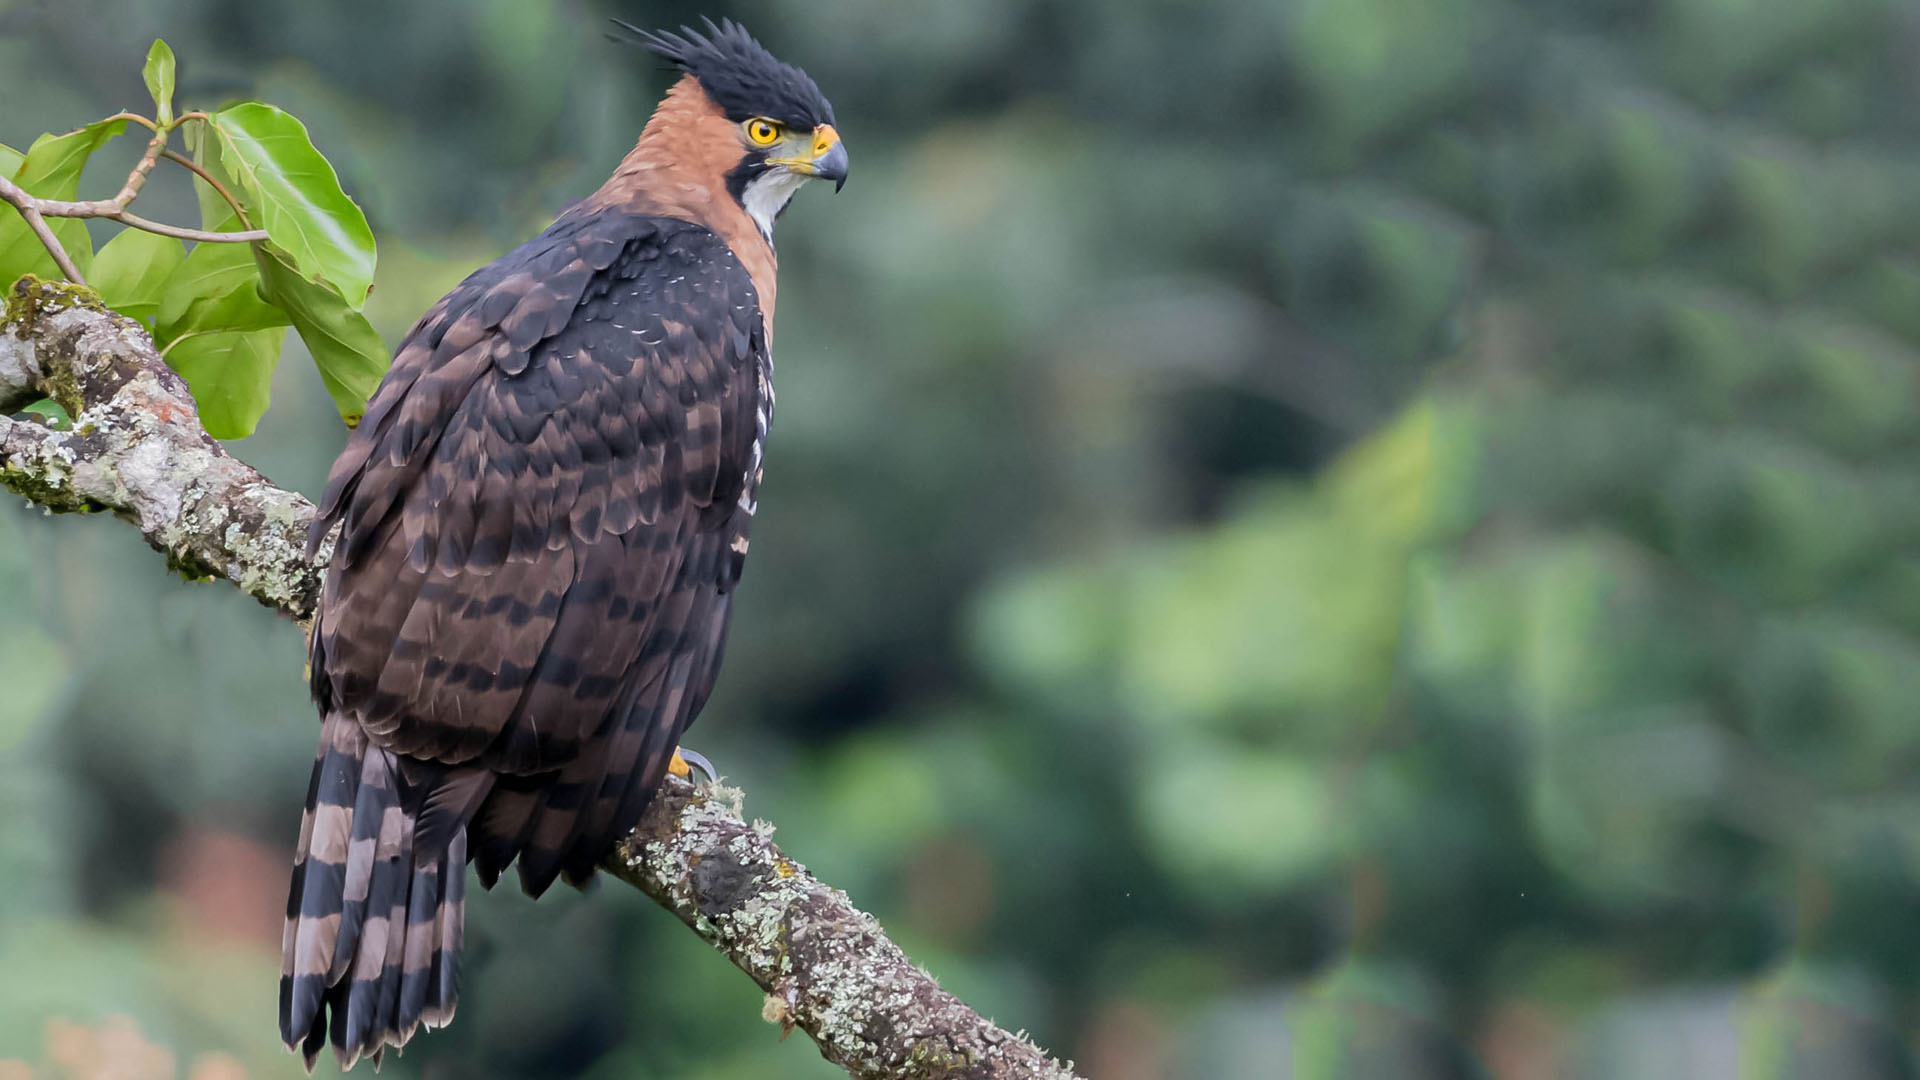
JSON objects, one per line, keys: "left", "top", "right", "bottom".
{"left": 668, "top": 747, "right": 717, "bottom": 786}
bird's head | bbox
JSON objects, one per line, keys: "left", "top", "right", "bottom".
{"left": 615, "top": 18, "right": 845, "bottom": 240}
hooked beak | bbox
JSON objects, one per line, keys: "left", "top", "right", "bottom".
{"left": 814, "top": 139, "right": 849, "bottom": 192}
{"left": 780, "top": 124, "right": 847, "bottom": 192}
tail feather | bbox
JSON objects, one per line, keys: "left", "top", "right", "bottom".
{"left": 427, "top": 829, "right": 466, "bottom": 1024}
{"left": 281, "top": 714, "right": 367, "bottom": 1050}
{"left": 393, "top": 840, "right": 444, "bottom": 1038}
{"left": 470, "top": 783, "right": 537, "bottom": 888}
{"left": 328, "top": 741, "right": 398, "bottom": 984}
{"left": 337, "top": 809, "right": 410, "bottom": 1067}
{"left": 393, "top": 829, "right": 466, "bottom": 1037}
{"left": 280, "top": 714, "right": 478, "bottom": 1071}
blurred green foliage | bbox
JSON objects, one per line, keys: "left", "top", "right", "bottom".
{"left": 4, "top": 0, "right": 1920, "bottom": 1077}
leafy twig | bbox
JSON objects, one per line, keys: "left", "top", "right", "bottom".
{"left": 0, "top": 113, "right": 268, "bottom": 286}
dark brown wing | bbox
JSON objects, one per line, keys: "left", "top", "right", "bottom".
{"left": 308, "top": 209, "right": 767, "bottom": 893}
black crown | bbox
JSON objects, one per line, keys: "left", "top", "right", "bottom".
{"left": 613, "top": 16, "right": 835, "bottom": 130}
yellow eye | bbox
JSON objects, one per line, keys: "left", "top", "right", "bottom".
{"left": 746, "top": 118, "right": 782, "bottom": 146}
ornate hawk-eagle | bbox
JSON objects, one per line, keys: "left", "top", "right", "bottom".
{"left": 279, "top": 20, "right": 846, "bottom": 1068}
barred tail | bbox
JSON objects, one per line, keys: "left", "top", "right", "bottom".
{"left": 279, "top": 714, "right": 474, "bottom": 1071}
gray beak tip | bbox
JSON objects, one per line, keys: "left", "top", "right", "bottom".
{"left": 814, "top": 141, "right": 849, "bottom": 193}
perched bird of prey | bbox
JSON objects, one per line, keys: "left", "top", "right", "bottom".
{"left": 279, "top": 19, "right": 845, "bottom": 1069}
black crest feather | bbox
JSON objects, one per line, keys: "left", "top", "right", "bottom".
{"left": 610, "top": 16, "right": 834, "bottom": 129}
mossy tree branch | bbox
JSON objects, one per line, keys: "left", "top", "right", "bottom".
{"left": 0, "top": 277, "right": 318, "bottom": 609}
{"left": 0, "top": 274, "right": 1083, "bottom": 1080}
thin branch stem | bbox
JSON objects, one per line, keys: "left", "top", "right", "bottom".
{"left": 109, "top": 127, "right": 170, "bottom": 207}
{"left": 1, "top": 188, "right": 87, "bottom": 283}
{"left": 106, "top": 210, "right": 268, "bottom": 243}
{"left": 104, "top": 111, "right": 160, "bottom": 132}
{"left": 32, "top": 197, "right": 268, "bottom": 242}
{"left": 161, "top": 148, "right": 255, "bottom": 229}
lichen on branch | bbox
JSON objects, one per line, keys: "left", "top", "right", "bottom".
{"left": 609, "top": 783, "right": 1083, "bottom": 1080}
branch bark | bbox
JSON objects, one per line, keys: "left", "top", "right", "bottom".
{"left": 0, "top": 275, "right": 1083, "bottom": 1080}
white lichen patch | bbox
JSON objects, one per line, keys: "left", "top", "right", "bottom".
{"left": 117, "top": 434, "right": 182, "bottom": 529}
{"left": 0, "top": 330, "right": 37, "bottom": 402}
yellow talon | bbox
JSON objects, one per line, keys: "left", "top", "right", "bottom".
{"left": 668, "top": 750, "right": 692, "bottom": 778}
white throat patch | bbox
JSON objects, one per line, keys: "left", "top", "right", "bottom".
{"left": 741, "top": 167, "right": 810, "bottom": 240}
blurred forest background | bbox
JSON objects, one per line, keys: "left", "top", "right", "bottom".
{"left": 3, "top": 0, "right": 1920, "bottom": 1077}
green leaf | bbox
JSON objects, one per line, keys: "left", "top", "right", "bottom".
{"left": 167, "top": 326, "right": 288, "bottom": 439}
{"left": 153, "top": 153, "right": 287, "bottom": 346}
{"left": 90, "top": 228, "right": 184, "bottom": 321}
{"left": 253, "top": 242, "right": 388, "bottom": 427}
{"left": 153, "top": 128, "right": 384, "bottom": 434}
{"left": 154, "top": 237, "right": 289, "bottom": 343}
{"left": 142, "top": 40, "right": 176, "bottom": 126}
{"left": 211, "top": 103, "right": 375, "bottom": 306}
{"left": 19, "top": 400, "right": 70, "bottom": 429}
{"left": 146, "top": 136, "right": 293, "bottom": 435}
{"left": 0, "top": 119, "right": 127, "bottom": 285}
{"left": 184, "top": 130, "right": 385, "bottom": 427}
{"left": 14, "top": 121, "right": 125, "bottom": 192}
{"left": 184, "top": 124, "right": 234, "bottom": 229}
{"left": 0, "top": 143, "right": 22, "bottom": 179}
